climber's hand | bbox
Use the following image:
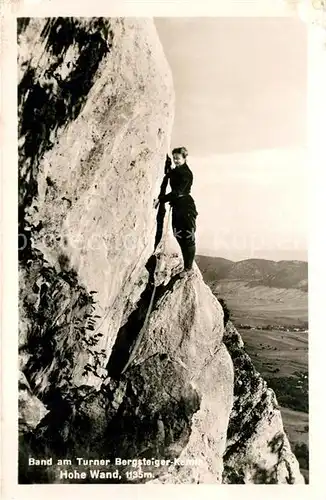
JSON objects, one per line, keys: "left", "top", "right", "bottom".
{"left": 153, "top": 198, "right": 160, "bottom": 209}
{"left": 165, "top": 154, "right": 172, "bottom": 174}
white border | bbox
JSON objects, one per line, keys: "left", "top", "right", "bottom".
{"left": 1, "top": 1, "right": 325, "bottom": 499}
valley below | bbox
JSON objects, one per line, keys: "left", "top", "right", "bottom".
{"left": 196, "top": 256, "right": 309, "bottom": 483}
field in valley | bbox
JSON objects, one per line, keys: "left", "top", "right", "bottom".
{"left": 212, "top": 278, "right": 309, "bottom": 482}
{"left": 237, "top": 325, "right": 309, "bottom": 482}
{"left": 213, "top": 280, "right": 308, "bottom": 328}
{"left": 238, "top": 327, "right": 308, "bottom": 380}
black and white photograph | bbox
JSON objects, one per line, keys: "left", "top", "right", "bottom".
{"left": 14, "top": 10, "right": 310, "bottom": 487}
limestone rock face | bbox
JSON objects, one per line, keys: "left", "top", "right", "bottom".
{"left": 19, "top": 372, "right": 49, "bottom": 434}
{"left": 18, "top": 17, "right": 174, "bottom": 379}
{"left": 18, "top": 17, "right": 303, "bottom": 485}
{"left": 18, "top": 17, "right": 233, "bottom": 484}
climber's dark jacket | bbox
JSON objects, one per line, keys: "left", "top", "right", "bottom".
{"left": 158, "top": 163, "right": 198, "bottom": 236}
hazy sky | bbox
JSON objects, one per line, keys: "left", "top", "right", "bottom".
{"left": 155, "top": 17, "right": 307, "bottom": 261}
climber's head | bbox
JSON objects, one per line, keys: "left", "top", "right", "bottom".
{"left": 172, "top": 146, "right": 188, "bottom": 167}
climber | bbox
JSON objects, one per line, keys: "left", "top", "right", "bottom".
{"left": 154, "top": 147, "right": 198, "bottom": 278}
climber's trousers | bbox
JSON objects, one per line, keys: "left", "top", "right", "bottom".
{"left": 174, "top": 228, "right": 196, "bottom": 270}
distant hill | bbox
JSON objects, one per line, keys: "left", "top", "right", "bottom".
{"left": 194, "top": 256, "right": 233, "bottom": 282}
{"left": 195, "top": 255, "right": 308, "bottom": 291}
